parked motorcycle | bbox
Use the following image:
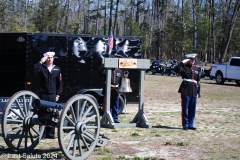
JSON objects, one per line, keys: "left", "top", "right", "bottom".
{"left": 164, "top": 59, "right": 179, "bottom": 76}
{"left": 150, "top": 60, "right": 164, "bottom": 75}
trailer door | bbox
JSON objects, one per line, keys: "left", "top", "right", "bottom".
{"left": 0, "top": 33, "right": 27, "bottom": 97}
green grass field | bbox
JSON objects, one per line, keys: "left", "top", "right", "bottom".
{"left": 0, "top": 74, "right": 239, "bottom": 160}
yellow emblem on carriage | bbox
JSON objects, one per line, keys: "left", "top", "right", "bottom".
{"left": 119, "top": 58, "right": 137, "bottom": 68}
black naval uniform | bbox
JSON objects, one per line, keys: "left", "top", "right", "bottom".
{"left": 33, "top": 62, "right": 63, "bottom": 138}
{"left": 174, "top": 62, "right": 201, "bottom": 129}
{"left": 102, "top": 68, "right": 123, "bottom": 123}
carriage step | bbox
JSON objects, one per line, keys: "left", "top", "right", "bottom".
{"left": 96, "top": 134, "right": 109, "bottom": 147}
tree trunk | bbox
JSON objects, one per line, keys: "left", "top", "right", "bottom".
{"left": 104, "top": 0, "right": 107, "bottom": 35}
{"left": 59, "top": 0, "right": 68, "bottom": 29}
{"left": 220, "top": 1, "right": 240, "bottom": 63}
{"left": 108, "top": 0, "right": 113, "bottom": 33}
{"left": 181, "top": 0, "right": 185, "bottom": 56}
{"left": 95, "top": 0, "right": 101, "bottom": 35}
{"left": 113, "top": 0, "right": 119, "bottom": 35}
{"left": 192, "top": 0, "right": 197, "bottom": 53}
{"left": 210, "top": 0, "right": 215, "bottom": 63}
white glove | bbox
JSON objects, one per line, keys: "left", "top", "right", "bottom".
{"left": 182, "top": 59, "right": 190, "bottom": 64}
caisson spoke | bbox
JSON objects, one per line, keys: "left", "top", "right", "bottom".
{"left": 15, "top": 99, "right": 26, "bottom": 117}
{"left": 80, "top": 134, "right": 90, "bottom": 151}
{"left": 70, "top": 105, "right": 77, "bottom": 123}
{"left": 66, "top": 134, "right": 75, "bottom": 152}
{"left": 28, "top": 96, "right": 33, "bottom": 116}
{"left": 79, "top": 100, "right": 87, "bottom": 121}
{"left": 76, "top": 135, "right": 82, "bottom": 156}
{"left": 7, "top": 124, "right": 23, "bottom": 133}
{"left": 83, "top": 115, "right": 96, "bottom": 123}
{"left": 22, "top": 95, "right": 28, "bottom": 117}
{"left": 83, "top": 131, "right": 95, "bottom": 142}
{"left": 63, "top": 126, "right": 75, "bottom": 130}
{"left": 31, "top": 127, "right": 40, "bottom": 136}
{"left": 24, "top": 129, "right": 28, "bottom": 148}
{"left": 28, "top": 129, "right": 34, "bottom": 144}
{"left": 82, "top": 105, "right": 93, "bottom": 120}
{"left": 7, "top": 119, "right": 23, "bottom": 123}
{"left": 86, "top": 125, "right": 98, "bottom": 129}
{"left": 72, "top": 137, "right": 77, "bottom": 157}
{"left": 17, "top": 128, "right": 25, "bottom": 149}
{"left": 65, "top": 116, "right": 75, "bottom": 126}
{"left": 63, "top": 130, "right": 75, "bottom": 142}
{"left": 9, "top": 108, "right": 24, "bottom": 120}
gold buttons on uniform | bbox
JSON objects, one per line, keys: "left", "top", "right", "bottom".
{"left": 113, "top": 69, "right": 116, "bottom": 84}
{"left": 191, "top": 67, "right": 194, "bottom": 79}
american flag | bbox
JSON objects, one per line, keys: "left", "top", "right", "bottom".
{"left": 108, "top": 30, "right": 113, "bottom": 53}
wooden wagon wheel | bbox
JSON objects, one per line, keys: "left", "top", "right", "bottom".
{"left": 58, "top": 94, "right": 100, "bottom": 160}
{"left": 1, "top": 90, "right": 45, "bottom": 152}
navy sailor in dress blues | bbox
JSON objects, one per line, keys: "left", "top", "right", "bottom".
{"left": 33, "top": 51, "right": 63, "bottom": 138}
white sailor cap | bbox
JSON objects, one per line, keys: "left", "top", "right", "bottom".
{"left": 185, "top": 53, "right": 197, "bottom": 59}
{"left": 43, "top": 51, "right": 55, "bottom": 57}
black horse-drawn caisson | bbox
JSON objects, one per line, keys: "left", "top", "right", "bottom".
{"left": 1, "top": 58, "right": 151, "bottom": 159}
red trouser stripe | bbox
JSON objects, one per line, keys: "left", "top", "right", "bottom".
{"left": 181, "top": 93, "right": 184, "bottom": 127}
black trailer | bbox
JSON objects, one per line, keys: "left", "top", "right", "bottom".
{"left": 0, "top": 33, "right": 143, "bottom": 120}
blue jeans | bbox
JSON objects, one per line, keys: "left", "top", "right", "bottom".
{"left": 181, "top": 94, "right": 196, "bottom": 128}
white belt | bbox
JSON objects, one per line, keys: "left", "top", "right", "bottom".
{"left": 111, "top": 84, "right": 119, "bottom": 87}
{"left": 183, "top": 79, "right": 197, "bottom": 84}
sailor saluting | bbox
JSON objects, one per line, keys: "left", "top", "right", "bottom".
{"left": 32, "top": 51, "right": 63, "bottom": 139}
{"left": 174, "top": 53, "right": 201, "bottom": 130}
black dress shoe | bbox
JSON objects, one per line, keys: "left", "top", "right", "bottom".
{"left": 188, "top": 127, "right": 197, "bottom": 130}
{"left": 114, "top": 121, "right": 120, "bottom": 123}
{"left": 183, "top": 127, "right": 188, "bottom": 130}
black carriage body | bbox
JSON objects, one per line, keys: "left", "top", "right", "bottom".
{"left": 0, "top": 33, "right": 142, "bottom": 111}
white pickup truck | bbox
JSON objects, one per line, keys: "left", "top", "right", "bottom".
{"left": 210, "top": 57, "right": 240, "bottom": 86}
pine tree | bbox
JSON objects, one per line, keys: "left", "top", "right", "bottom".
{"left": 32, "top": 0, "right": 60, "bottom": 33}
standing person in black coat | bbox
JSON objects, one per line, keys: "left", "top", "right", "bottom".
{"left": 33, "top": 51, "right": 63, "bottom": 138}
{"left": 174, "top": 53, "right": 201, "bottom": 130}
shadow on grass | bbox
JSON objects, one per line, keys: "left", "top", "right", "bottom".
{"left": 152, "top": 125, "right": 182, "bottom": 129}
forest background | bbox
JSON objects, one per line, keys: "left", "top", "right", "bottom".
{"left": 1, "top": 0, "right": 240, "bottom": 63}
